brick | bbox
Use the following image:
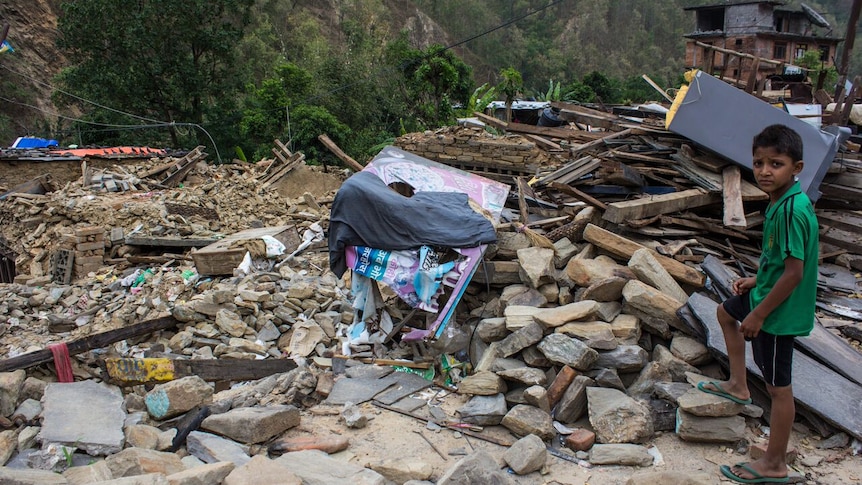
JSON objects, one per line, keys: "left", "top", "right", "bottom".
{"left": 74, "top": 226, "right": 105, "bottom": 237}
{"left": 76, "top": 241, "right": 106, "bottom": 252}
{"left": 74, "top": 255, "right": 104, "bottom": 266}
{"left": 564, "top": 429, "right": 595, "bottom": 452}
{"left": 547, "top": 365, "right": 577, "bottom": 408}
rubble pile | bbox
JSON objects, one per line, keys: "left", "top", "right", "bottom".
{"left": 0, "top": 110, "right": 860, "bottom": 483}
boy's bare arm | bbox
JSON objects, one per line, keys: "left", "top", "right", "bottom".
{"left": 740, "top": 256, "right": 804, "bottom": 339}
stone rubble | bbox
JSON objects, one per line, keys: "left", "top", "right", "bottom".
{"left": 0, "top": 143, "right": 853, "bottom": 483}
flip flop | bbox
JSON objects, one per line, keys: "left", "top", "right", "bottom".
{"left": 720, "top": 462, "right": 789, "bottom": 483}
{"left": 696, "top": 381, "right": 753, "bottom": 405}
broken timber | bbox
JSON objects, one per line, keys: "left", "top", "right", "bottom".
{"left": 602, "top": 188, "right": 721, "bottom": 224}
{"left": 159, "top": 146, "right": 207, "bottom": 188}
{"left": 102, "top": 357, "right": 297, "bottom": 385}
{"left": 583, "top": 223, "right": 706, "bottom": 287}
{"left": 0, "top": 316, "right": 180, "bottom": 373}
{"left": 318, "top": 134, "right": 364, "bottom": 172}
{"left": 259, "top": 139, "right": 306, "bottom": 189}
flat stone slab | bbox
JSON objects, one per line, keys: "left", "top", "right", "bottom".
{"left": 324, "top": 376, "right": 397, "bottom": 405}
{"left": 40, "top": 380, "right": 126, "bottom": 455}
{"left": 373, "top": 371, "right": 433, "bottom": 405}
{"left": 276, "top": 449, "right": 389, "bottom": 485}
{"left": 388, "top": 397, "right": 427, "bottom": 413}
{"left": 345, "top": 364, "right": 395, "bottom": 380}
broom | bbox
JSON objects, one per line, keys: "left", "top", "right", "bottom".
{"left": 513, "top": 221, "right": 556, "bottom": 250}
{"left": 512, "top": 176, "right": 556, "bottom": 251}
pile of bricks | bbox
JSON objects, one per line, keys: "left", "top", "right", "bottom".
{"left": 395, "top": 126, "right": 559, "bottom": 179}
{"left": 62, "top": 226, "right": 106, "bottom": 280}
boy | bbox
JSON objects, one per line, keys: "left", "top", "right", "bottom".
{"left": 697, "top": 124, "right": 819, "bottom": 484}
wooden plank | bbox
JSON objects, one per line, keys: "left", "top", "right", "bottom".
{"left": 523, "top": 134, "right": 562, "bottom": 151}
{"left": 583, "top": 223, "right": 705, "bottom": 287}
{"left": 103, "top": 357, "right": 297, "bottom": 385}
{"left": 703, "top": 255, "right": 862, "bottom": 386}
{"left": 261, "top": 153, "right": 305, "bottom": 189}
{"left": 0, "top": 317, "right": 179, "bottom": 373}
{"left": 722, "top": 165, "right": 747, "bottom": 229}
{"left": 191, "top": 225, "right": 300, "bottom": 275}
{"left": 125, "top": 236, "right": 218, "bottom": 248}
{"left": 687, "top": 292, "right": 862, "bottom": 440}
{"left": 552, "top": 101, "right": 622, "bottom": 130}
{"left": 608, "top": 150, "right": 673, "bottom": 166}
{"left": 570, "top": 129, "right": 633, "bottom": 158}
{"left": 597, "top": 160, "right": 644, "bottom": 187}
{"left": 161, "top": 146, "right": 206, "bottom": 187}
{"left": 819, "top": 226, "right": 862, "bottom": 254}
{"left": 318, "top": 134, "right": 364, "bottom": 172}
{"left": 534, "top": 156, "right": 601, "bottom": 186}
{"left": 679, "top": 144, "right": 728, "bottom": 173}
{"left": 602, "top": 188, "right": 720, "bottom": 224}
{"left": 663, "top": 216, "right": 749, "bottom": 240}
{"left": 548, "top": 182, "right": 607, "bottom": 210}
{"left": 817, "top": 210, "right": 862, "bottom": 235}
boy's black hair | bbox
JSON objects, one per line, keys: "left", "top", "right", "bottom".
{"left": 752, "top": 124, "right": 804, "bottom": 163}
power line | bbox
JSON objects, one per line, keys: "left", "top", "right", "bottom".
{"left": 0, "top": 63, "right": 167, "bottom": 125}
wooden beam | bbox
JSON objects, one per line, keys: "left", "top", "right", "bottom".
{"left": 602, "top": 188, "right": 720, "bottom": 224}
{"left": 548, "top": 182, "right": 607, "bottom": 210}
{"left": 722, "top": 165, "right": 746, "bottom": 229}
{"left": 570, "top": 129, "right": 633, "bottom": 158}
{"left": 583, "top": 223, "right": 705, "bottom": 287}
{"left": 534, "top": 156, "right": 601, "bottom": 186}
{"left": 817, "top": 210, "right": 862, "bottom": 235}
{"left": 641, "top": 74, "right": 674, "bottom": 103}
{"left": 318, "top": 134, "right": 364, "bottom": 172}
{"left": 0, "top": 317, "right": 180, "bottom": 373}
{"left": 103, "top": 357, "right": 298, "bottom": 385}
{"left": 551, "top": 101, "right": 622, "bottom": 130}
{"left": 694, "top": 41, "right": 783, "bottom": 66}
{"left": 597, "top": 160, "right": 644, "bottom": 187}
{"left": 662, "top": 216, "right": 749, "bottom": 240}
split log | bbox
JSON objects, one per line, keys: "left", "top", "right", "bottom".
{"left": 583, "top": 223, "right": 705, "bottom": 287}
{"left": 0, "top": 316, "right": 180, "bottom": 373}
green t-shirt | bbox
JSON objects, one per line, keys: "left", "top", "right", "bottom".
{"left": 749, "top": 181, "right": 819, "bottom": 336}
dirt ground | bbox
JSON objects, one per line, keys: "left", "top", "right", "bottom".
{"left": 286, "top": 388, "right": 862, "bottom": 485}
{"left": 274, "top": 163, "right": 346, "bottom": 199}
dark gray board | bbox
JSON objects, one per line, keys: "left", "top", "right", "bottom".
{"left": 687, "top": 292, "right": 862, "bottom": 440}
{"left": 667, "top": 69, "right": 838, "bottom": 202}
{"left": 701, "top": 255, "right": 862, "bottom": 386}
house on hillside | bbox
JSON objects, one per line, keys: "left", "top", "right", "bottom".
{"left": 683, "top": 1, "right": 842, "bottom": 94}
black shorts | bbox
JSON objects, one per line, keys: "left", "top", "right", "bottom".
{"left": 721, "top": 293, "right": 796, "bottom": 387}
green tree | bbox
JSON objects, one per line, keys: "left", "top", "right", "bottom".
{"left": 239, "top": 62, "right": 314, "bottom": 161}
{"left": 796, "top": 50, "right": 838, "bottom": 94}
{"left": 393, "top": 43, "right": 475, "bottom": 128}
{"left": 497, "top": 67, "right": 523, "bottom": 123}
{"left": 55, "top": 0, "right": 253, "bottom": 151}
{"left": 289, "top": 105, "right": 352, "bottom": 168}
{"left": 583, "top": 71, "right": 622, "bottom": 104}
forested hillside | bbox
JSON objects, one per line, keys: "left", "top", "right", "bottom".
{"left": 0, "top": 0, "right": 857, "bottom": 165}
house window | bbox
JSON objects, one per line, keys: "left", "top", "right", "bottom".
{"left": 795, "top": 44, "right": 807, "bottom": 59}
{"left": 735, "top": 39, "right": 743, "bottom": 46}
{"left": 819, "top": 45, "right": 830, "bottom": 62}
{"left": 773, "top": 42, "right": 787, "bottom": 61}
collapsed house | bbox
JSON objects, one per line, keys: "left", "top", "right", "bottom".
{"left": 0, "top": 68, "right": 860, "bottom": 483}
